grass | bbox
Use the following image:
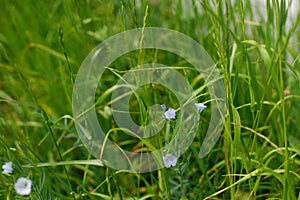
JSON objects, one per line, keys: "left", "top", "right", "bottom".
{"left": 0, "top": 0, "right": 300, "bottom": 199}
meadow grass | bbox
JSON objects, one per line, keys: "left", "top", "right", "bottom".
{"left": 0, "top": 0, "right": 300, "bottom": 199}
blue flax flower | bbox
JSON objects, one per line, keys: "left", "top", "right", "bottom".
{"left": 163, "top": 153, "right": 178, "bottom": 168}
{"left": 161, "top": 104, "right": 167, "bottom": 111}
{"left": 195, "top": 103, "right": 207, "bottom": 112}
{"left": 164, "top": 108, "right": 176, "bottom": 119}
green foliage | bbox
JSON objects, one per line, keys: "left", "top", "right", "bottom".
{"left": 1, "top": 0, "right": 300, "bottom": 199}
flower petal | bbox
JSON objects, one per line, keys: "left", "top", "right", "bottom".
{"left": 195, "top": 103, "right": 207, "bottom": 112}
{"left": 164, "top": 108, "right": 176, "bottom": 119}
{"left": 163, "top": 153, "right": 178, "bottom": 168}
{"left": 14, "top": 177, "right": 32, "bottom": 196}
{"left": 2, "top": 161, "right": 13, "bottom": 174}
{"left": 161, "top": 104, "right": 167, "bottom": 111}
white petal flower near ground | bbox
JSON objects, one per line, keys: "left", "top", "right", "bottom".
{"left": 2, "top": 161, "right": 13, "bottom": 175}
{"left": 14, "top": 177, "right": 32, "bottom": 196}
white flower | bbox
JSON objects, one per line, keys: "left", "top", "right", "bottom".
{"left": 163, "top": 153, "right": 178, "bottom": 168}
{"left": 2, "top": 161, "right": 13, "bottom": 174}
{"left": 164, "top": 108, "right": 176, "bottom": 119}
{"left": 14, "top": 177, "right": 32, "bottom": 196}
{"left": 195, "top": 103, "right": 207, "bottom": 112}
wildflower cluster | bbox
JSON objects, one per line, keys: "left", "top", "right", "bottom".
{"left": 161, "top": 102, "right": 207, "bottom": 168}
{"left": 162, "top": 102, "right": 206, "bottom": 120}
{"left": 2, "top": 161, "right": 32, "bottom": 196}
